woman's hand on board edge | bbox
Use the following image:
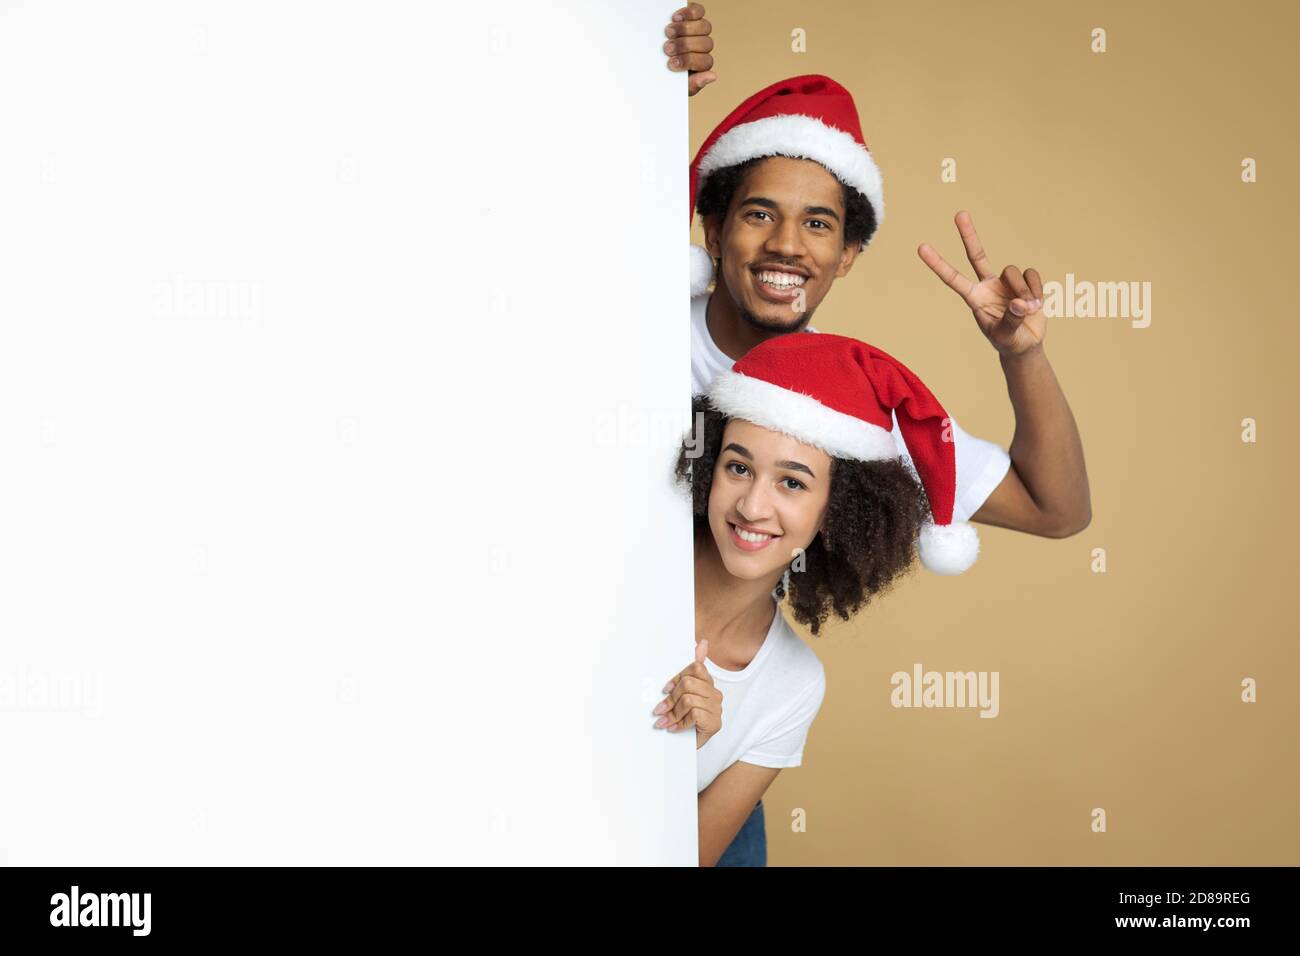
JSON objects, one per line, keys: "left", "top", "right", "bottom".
{"left": 655, "top": 640, "right": 722, "bottom": 749}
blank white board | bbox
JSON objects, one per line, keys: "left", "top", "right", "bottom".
{"left": 0, "top": 0, "right": 696, "bottom": 865}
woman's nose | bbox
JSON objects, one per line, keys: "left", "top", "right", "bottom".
{"left": 736, "top": 489, "right": 774, "bottom": 522}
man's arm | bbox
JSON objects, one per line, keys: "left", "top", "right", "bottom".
{"left": 920, "top": 211, "right": 1091, "bottom": 538}
{"left": 969, "top": 346, "right": 1091, "bottom": 537}
{"left": 697, "top": 761, "right": 780, "bottom": 867}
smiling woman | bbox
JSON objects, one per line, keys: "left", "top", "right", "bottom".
{"left": 671, "top": 330, "right": 982, "bottom": 865}
{"left": 676, "top": 394, "right": 928, "bottom": 866}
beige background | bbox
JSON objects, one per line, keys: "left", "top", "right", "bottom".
{"left": 690, "top": 0, "right": 1299, "bottom": 864}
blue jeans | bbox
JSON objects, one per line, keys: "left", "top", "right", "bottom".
{"left": 714, "top": 800, "right": 766, "bottom": 866}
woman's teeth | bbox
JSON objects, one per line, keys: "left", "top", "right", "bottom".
{"left": 732, "top": 524, "right": 774, "bottom": 542}
{"left": 756, "top": 270, "right": 806, "bottom": 289}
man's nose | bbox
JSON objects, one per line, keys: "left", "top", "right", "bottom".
{"left": 765, "top": 217, "right": 807, "bottom": 259}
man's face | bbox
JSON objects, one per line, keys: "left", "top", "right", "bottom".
{"left": 703, "top": 155, "right": 862, "bottom": 333}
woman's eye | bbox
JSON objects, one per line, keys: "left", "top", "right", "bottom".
{"left": 726, "top": 461, "right": 749, "bottom": 476}
{"left": 782, "top": 477, "right": 806, "bottom": 491}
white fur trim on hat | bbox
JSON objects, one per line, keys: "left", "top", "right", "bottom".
{"left": 917, "top": 519, "right": 979, "bottom": 575}
{"left": 707, "top": 370, "right": 896, "bottom": 462}
{"left": 696, "top": 113, "right": 885, "bottom": 226}
{"left": 690, "top": 244, "right": 714, "bottom": 298}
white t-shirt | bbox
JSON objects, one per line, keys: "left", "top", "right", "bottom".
{"left": 697, "top": 597, "right": 827, "bottom": 794}
{"left": 690, "top": 292, "right": 1012, "bottom": 523}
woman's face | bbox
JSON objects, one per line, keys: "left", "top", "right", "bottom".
{"left": 707, "top": 418, "right": 833, "bottom": 582}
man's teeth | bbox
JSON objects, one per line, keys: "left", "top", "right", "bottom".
{"left": 733, "top": 524, "right": 773, "bottom": 542}
{"left": 756, "top": 270, "right": 806, "bottom": 289}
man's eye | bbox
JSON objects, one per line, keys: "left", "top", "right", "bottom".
{"left": 808, "top": 220, "right": 829, "bottom": 230}
{"left": 746, "top": 211, "right": 772, "bottom": 222}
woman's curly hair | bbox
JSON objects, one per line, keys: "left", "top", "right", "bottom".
{"left": 694, "top": 155, "right": 879, "bottom": 252}
{"left": 675, "top": 394, "right": 929, "bottom": 636}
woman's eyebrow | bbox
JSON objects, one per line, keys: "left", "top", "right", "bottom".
{"left": 777, "top": 460, "right": 815, "bottom": 478}
{"left": 722, "top": 442, "right": 753, "bottom": 459}
{"left": 723, "top": 443, "right": 816, "bottom": 478}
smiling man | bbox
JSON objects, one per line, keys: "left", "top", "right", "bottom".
{"left": 685, "top": 72, "right": 1091, "bottom": 541}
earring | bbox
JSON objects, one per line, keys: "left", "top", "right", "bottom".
{"left": 774, "top": 565, "right": 792, "bottom": 601}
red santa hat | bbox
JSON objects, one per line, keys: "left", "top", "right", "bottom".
{"left": 689, "top": 74, "right": 885, "bottom": 297}
{"left": 706, "top": 333, "right": 979, "bottom": 575}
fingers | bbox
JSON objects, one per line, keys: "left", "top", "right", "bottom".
{"left": 656, "top": 640, "right": 716, "bottom": 730}
{"left": 998, "top": 265, "right": 1040, "bottom": 317}
{"left": 666, "top": 692, "right": 706, "bottom": 729}
{"left": 1000, "top": 265, "right": 1041, "bottom": 320}
{"left": 687, "top": 71, "right": 717, "bottom": 96}
{"left": 655, "top": 656, "right": 718, "bottom": 730}
{"left": 654, "top": 687, "right": 702, "bottom": 729}
{"left": 917, "top": 242, "right": 974, "bottom": 300}
{"left": 664, "top": 14, "right": 713, "bottom": 74}
{"left": 665, "top": 6, "right": 715, "bottom": 93}
{"left": 655, "top": 673, "right": 711, "bottom": 727}
{"left": 1023, "top": 267, "right": 1043, "bottom": 301}
{"left": 664, "top": 692, "right": 719, "bottom": 733}
{"left": 671, "top": 2, "right": 707, "bottom": 22}
{"left": 662, "top": 652, "right": 709, "bottom": 694}
{"left": 665, "top": 15, "right": 712, "bottom": 38}
{"left": 666, "top": 50, "right": 714, "bottom": 74}
{"left": 954, "top": 210, "right": 997, "bottom": 282}
{"left": 665, "top": 673, "right": 711, "bottom": 700}
{"left": 1001, "top": 264, "right": 1031, "bottom": 301}
{"left": 664, "top": 33, "right": 714, "bottom": 58}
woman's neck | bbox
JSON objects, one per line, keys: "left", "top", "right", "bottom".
{"left": 693, "top": 526, "right": 784, "bottom": 669}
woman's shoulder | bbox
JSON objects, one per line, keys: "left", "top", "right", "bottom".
{"left": 770, "top": 607, "right": 827, "bottom": 697}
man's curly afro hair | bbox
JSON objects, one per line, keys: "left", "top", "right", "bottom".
{"left": 675, "top": 394, "right": 930, "bottom": 636}
{"left": 694, "top": 155, "right": 879, "bottom": 252}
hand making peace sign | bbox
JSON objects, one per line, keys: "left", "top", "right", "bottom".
{"left": 918, "top": 211, "right": 1047, "bottom": 358}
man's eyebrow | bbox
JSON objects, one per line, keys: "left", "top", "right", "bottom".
{"left": 722, "top": 442, "right": 817, "bottom": 478}
{"left": 738, "top": 196, "right": 841, "bottom": 224}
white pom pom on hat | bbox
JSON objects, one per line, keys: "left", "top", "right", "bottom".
{"left": 690, "top": 244, "right": 714, "bottom": 298}
{"left": 917, "top": 519, "right": 980, "bottom": 576}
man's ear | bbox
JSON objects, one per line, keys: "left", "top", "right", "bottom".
{"left": 834, "top": 239, "right": 863, "bottom": 279}
{"left": 702, "top": 214, "right": 722, "bottom": 259}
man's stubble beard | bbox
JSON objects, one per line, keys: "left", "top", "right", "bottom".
{"left": 734, "top": 296, "right": 815, "bottom": 335}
